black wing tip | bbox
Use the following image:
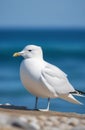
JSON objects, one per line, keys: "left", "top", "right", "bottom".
{"left": 75, "top": 89, "right": 85, "bottom": 95}
{"left": 70, "top": 89, "right": 85, "bottom": 95}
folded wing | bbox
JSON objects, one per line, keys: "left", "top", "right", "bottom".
{"left": 40, "top": 62, "right": 75, "bottom": 95}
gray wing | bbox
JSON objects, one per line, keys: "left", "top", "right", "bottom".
{"left": 40, "top": 62, "right": 75, "bottom": 95}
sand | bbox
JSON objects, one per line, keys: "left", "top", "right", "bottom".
{"left": 0, "top": 105, "right": 85, "bottom": 130}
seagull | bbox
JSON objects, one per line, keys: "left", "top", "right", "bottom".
{"left": 13, "top": 45, "right": 85, "bottom": 111}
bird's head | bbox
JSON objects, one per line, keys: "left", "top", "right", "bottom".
{"left": 13, "top": 45, "right": 43, "bottom": 59}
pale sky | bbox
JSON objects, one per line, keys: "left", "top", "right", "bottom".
{"left": 0, "top": 0, "right": 85, "bottom": 29}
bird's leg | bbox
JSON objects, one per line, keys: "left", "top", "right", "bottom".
{"left": 46, "top": 97, "right": 50, "bottom": 111}
{"left": 35, "top": 97, "right": 38, "bottom": 110}
{"left": 39, "top": 98, "right": 50, "bottom": 111}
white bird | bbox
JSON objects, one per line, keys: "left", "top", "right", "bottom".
{"left": 13, "top": 45, "right": 84, "bottom": 111}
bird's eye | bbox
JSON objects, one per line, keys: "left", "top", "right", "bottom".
{"left": 28, "top": 50, "right": 32, "bottom": 52}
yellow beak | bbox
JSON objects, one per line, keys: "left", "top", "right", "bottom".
{"left": 13, "top": 52, "right": 20, "bottom": 57}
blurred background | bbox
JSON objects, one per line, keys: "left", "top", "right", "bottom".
{"left": 0, "top": 0, "right": 85, "bottom": 113}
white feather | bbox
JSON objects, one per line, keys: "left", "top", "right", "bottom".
{"left": 41, "top": 62, "right": 75, "bottom": 95}
{"left": 59, "top": 94, "right": 83, "bottom": 105}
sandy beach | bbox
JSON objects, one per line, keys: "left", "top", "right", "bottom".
{"left": 0, "top": 105, "right": 85, "bottom": 130}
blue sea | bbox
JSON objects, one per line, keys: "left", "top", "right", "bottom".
{"left": 0, "top": 29, "right": 85, "bottom": 113}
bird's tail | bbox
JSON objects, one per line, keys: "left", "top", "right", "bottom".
{"left": 59, "top": 91, "right": 84, "bottom": 105}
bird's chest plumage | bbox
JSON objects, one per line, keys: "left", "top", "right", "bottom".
{"left": 20, "top": 58, "right": 45, "bottom": 96}
{"left": 20, "top": 59, "right": 43, "bottom": 79}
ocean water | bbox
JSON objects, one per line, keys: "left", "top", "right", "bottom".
{"left": 0, "top": 29, "right": 85, "bottom": 113}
